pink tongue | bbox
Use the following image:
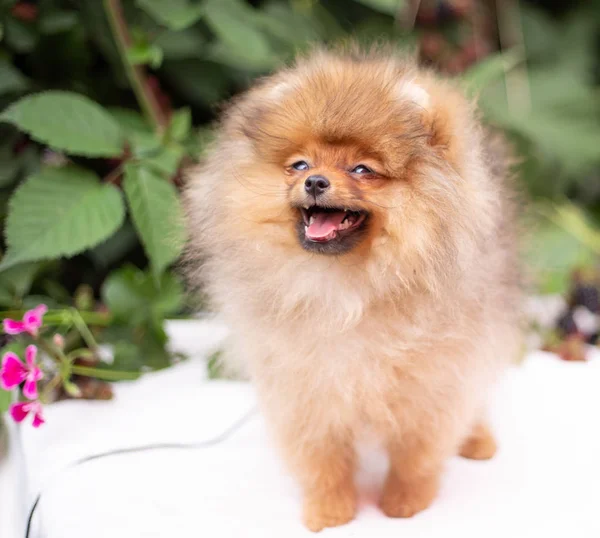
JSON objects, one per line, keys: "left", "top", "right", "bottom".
{"left": 306, "top": 211, "right": 346, "bottom": 240}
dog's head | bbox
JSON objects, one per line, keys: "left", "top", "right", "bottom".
{"left": 191, "top": 50, "right": 491, "bottom": 297}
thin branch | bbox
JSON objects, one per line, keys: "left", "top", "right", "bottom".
{"left": 397, "top": 0, "right": 422, "bottom": 31}
{"left": 495, "top": 0, "right": 531, "bottom": 114}
{"left": 103, "top": 0, "right": 168, "bottom": 132}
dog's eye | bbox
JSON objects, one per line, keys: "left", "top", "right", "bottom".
{"left": 291, "top": 161, "right": 309, "bottom": 171}
{"left": 351, "top": 165, "right": 373, "bottom": 175}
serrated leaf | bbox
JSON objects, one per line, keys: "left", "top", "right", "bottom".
{"left": 102, "top": 265, "right": 183, "bottom": 324}
{"left": 0, "top": 92, "right": 125, "bottom": 157}
{"left": 136, "top": 0, "right": 203, "bottom": 30}
{"left": 123, "top": 164, "right": 185, "bottom": 278}
{"left": 0, "top": 166, "right": 125, "bottom": 270}
{"left": 352, "top": 0, "right": 404, "bottom": 15}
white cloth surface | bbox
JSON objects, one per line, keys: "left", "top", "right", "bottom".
{"left": 11, "top": 320, "right": 600, "bottom": 538}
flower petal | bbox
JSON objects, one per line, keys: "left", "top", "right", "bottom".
{"left": 0, "top": 352, "right": 27, "bottom": 390}
{"left": 32, "top": 409, "right": 45, "bottom": 428}
{"left": 32, "top": 366, "right": 43, "bottom": 382}
{"left": 23, "top": 304, "right": 47, "bottom": 336}
{"left": 25, "top": 345, "right": 38, "bottom": 368}
{"left": 9, "top": 402, "right": 30, "bottom": 423}
{"left": 3, "top": 319, "right": 27, "bottom": 335}
{"left": 23, "top": 378, "right": 39, "bottom": 400}
{"left": 24, "top": 304, "right": 48, "bottom": 326}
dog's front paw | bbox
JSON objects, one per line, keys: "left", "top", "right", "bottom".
{"left": 379, "top": 473, "right": 438, "bottom": 519}
{"left": 302, "top": 487, "right": 356, "bottom": 532}
{"left": 459, "top": 424, "right": 497, "bottom": 460}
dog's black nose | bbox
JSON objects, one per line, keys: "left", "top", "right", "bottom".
{"left": 304, "top": 175, "right": 330, "bottom": 197}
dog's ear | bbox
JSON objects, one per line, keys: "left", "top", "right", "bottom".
{"left": 397, "top": 79, "right": 430, "bottom": 110}
{"left": 398, "top": 78, "right": 473, "bottom": 174}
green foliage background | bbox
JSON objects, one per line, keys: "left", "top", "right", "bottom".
{"left": 0, "top": 0, "right": 599, "bottom": 373}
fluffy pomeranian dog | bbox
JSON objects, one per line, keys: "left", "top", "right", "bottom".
{"left": 184, "top": 48, "right": 521, "bottom": 532}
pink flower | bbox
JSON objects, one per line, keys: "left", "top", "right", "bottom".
{"left": 9, "top": 400, "right": 45, "bottom": 428}
{"left": 0, "top": 345, "right": 44, "bottom": 399}
{"left": 3, "top": 304, "right": 47, "bottom": 337}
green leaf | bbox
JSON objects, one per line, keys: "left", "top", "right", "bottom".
{"left": 525, "top": 203, "right": 600, "bottom": 294}
{"left": 0, "top": 389, "right": 11, "bottom": 414}
{"left": 168, "top": 108, "right": 192, "bottom": 142}
{"left": 3, "top": 18, "right": 37, "bottom": 53}
{"left": 154, "top": 28, "right": 205, "bottom": 60}
{"left": 461, "top": 48, "right": 523, "bottom": 96}
{"left": 520, "top": 6, "right": 559, "bottom": 62}
{"left": 0, "top": 166, "right": 126, "bottom": 270}
{"left": 39, "top": 11, "right": 79, "bottom": 34}
{"left": 0, "top": 144, "right": 20, "bottom": 188}
{"left": 139, "top": 328, "right": 172, "bottom": 369}
{"left": 204, "top": 0, "right": 276, "bottom": 70}
{"left": 0, "top": 59, "right": 29, "bottom": 94}
{"left": 102, "top": 265, "right": 183, "bottom": 324}
{"left": 108, "top": 107, "right": 159, "bottom": 153}
{"left": 136, "top": 0, "right": 203, "bottom": 30}
{"left": 352, "top": 0, "right": 404, "bottom": 16}
{"left": 110, "top": 341, "right": 144, "bottom": 374}
{"left": 207, "top": 350, "right": 226, "bottom": 379}
{"left": 161, "top": 60, "right": 231, "bottom": 106}
{"left": 127, "top": 42, "right": 164, "bottom": 69}
{"left": 479, "top": 67, "right": 600, "bottom": 175}
{"left": 143, "top": 143, "right": 185, "bottom": 177}
{"left": 0, "top": 92, "right": 125, "bottom": 157}
{"left": 100, "top": 324, "right": 170, "bottom": 373}
{"left": 123, "top": 164, "right": 185, "bottom": 278}
{"left": 253, "top": 4, "right": 319, "bottom": 50}
{"left": 0, "top": 262, "right": 43, "bottom": 307}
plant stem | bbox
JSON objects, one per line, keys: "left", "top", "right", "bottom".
{"left": 71, "top": 365, "right": 140, "bottom": 381}
{"left": 71, "top": 309, "right": 99, "bottom": 350}
{"left": 41, "top": 374, "right": 63, "bottom": 403}
{"left": 0, "top": 310, "right": 113, "bottom": 327}
{"left": 103, "top": 0, "right": 168, "bottom": 132}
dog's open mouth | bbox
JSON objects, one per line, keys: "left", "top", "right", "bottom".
{"left": 301, "top": 207, "right": 367, "bottom": 242}
{"left": 296, "top": 206, "right": 369, "bottom": 254}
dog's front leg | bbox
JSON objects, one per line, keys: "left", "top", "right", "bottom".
{"left": 275, "top": 417, "right": 357, "bottom": 532}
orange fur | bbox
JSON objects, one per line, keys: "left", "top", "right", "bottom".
{"left": 184, "top": 48, "right": 522, "bottom": 532}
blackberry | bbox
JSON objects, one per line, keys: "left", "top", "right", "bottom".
{"left": 557, "top": 310, "right": 578, "bottom": 336}
{"left": 571, "top": 285, "right": 600, "bottom": 313}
